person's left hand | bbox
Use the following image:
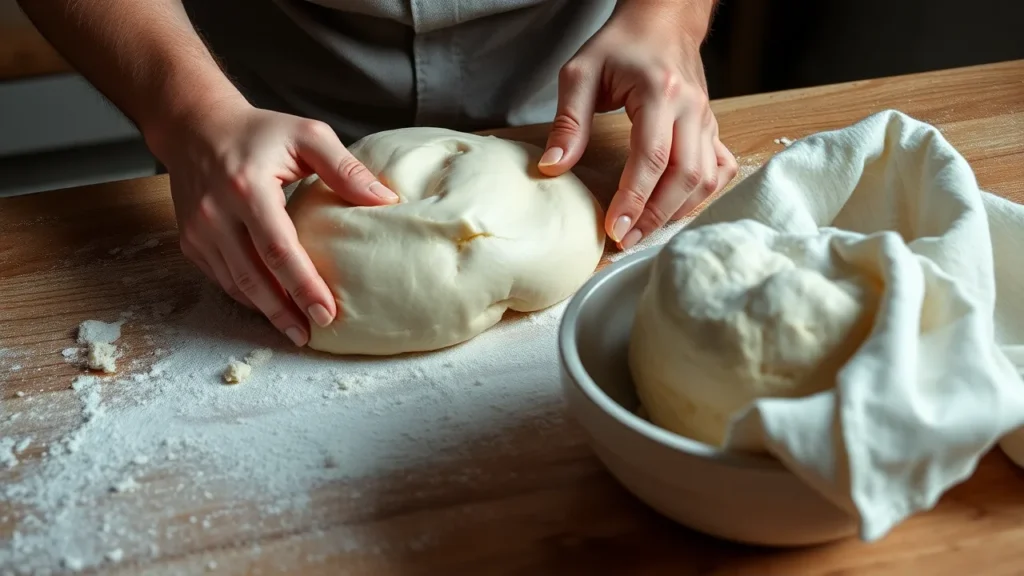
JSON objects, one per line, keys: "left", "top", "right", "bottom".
{"left": 538, "top": 0, "right": 737, "bottom": 250}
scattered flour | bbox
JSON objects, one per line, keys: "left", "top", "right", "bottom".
{"left": 76, "top": 320, "right": 123, "bottom": 346}
{"left": 245, "top": 348, "right": 273, "bottom": 368}
{"left": 105, "top": 548, "right": 124, "bottom": 564}
{"left": 0, "top": 437, "right": 18, "bottom": 468}
{"left": 0, "top": 283, "right": 577, "bottom": 573}
{"left": 117, "top": 236, "right": 161, "bottom": 259}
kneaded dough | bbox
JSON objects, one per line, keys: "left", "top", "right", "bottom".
{"left": 629, "top": 220, "right": 877, "bottom": 446}
{"left": 288, "top": 127, "right": 606, "bottom": 356}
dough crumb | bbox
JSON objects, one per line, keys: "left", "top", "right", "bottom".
{"left": 773, "top": 136, "right": 794, "bottom": 147}
{"left": 87, "top": 342, "right": 118, "bottom": 373}
{"left": 222, "top": 360, "right": 252, "bottom": 385}
{"left": 15, "top": 391, "right": 25, "bottom": 398}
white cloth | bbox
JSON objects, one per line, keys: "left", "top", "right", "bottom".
{"left": 677, "top": 110, "right": 1024, "bottom": 541}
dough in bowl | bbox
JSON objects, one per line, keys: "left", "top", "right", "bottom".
{"left": 288, "top": 127, "right": 606, "bottom": 356}
{"left": 629, "top": 220, "right": 878, "bottom": 446}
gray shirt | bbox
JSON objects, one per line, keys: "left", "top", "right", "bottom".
{"left": 183, "top": 0, "right": 615, "bottom": 143}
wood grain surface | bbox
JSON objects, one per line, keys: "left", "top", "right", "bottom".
{"left": 0, "top": 24, "right": 72, "bottom": 81}
{"left": 2, "top": 60, "right": 1024, "bottom": 575}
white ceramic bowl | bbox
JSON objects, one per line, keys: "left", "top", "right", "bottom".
{"left": 558, "top": 248, "right": 858, "bottom": 547}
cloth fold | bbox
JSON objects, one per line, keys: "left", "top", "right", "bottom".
{"left": 684, "top": 110, "right": 1024, "bottom": 541}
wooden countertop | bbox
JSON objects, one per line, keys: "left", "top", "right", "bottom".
{"left": 2, "top": 60, "right": 1024, "bottom": 574}
{"left": 0, "top": 23, "right": 72, "bottom": 81}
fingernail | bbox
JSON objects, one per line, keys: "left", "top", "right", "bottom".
{"left": 610, "top": 215, "right": 632, "bottom": 243}
{"left": 285, "top": 326, "right": 307, "bottom": 347}
{"left": 307, "top": 303, "right": 333, "bottom": 328}
{"left": 620, "top": 228, "right": 643, "bottom": 250}
{"left": 538, "top": 147, "right": 564, "bottom": 167}
{"left": 369, "top": 182, "right": 399, "bottom": 202}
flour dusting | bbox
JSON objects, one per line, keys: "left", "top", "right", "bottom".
{"left": 0, "top": 281, "right": 572, "bottom": 572}
{"left": 76, "top": 320, "right": 123, "bottom": 346}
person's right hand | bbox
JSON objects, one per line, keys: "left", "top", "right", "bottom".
{"left": 150, "top": 97, "right": 399, "bottom": 347}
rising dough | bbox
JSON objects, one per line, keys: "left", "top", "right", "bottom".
{"left": 288, "top": 127, "right": 606, "bottom": 355}
{"left": 629, "top": 220, "right": 877, "bottom": 446}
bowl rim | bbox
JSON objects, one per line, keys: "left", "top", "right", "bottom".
{"left": 558, "top": 247, "right": 786, "bottom": 471}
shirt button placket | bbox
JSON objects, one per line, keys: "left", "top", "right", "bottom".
{"left": 410, "top": 0, "right": 462, "bottom": 128}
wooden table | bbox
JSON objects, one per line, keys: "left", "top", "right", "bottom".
{"left": 2, "top": 61, "right": 1024, "bottom": 575}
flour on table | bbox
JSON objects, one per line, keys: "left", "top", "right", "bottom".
{"left": 245, "top": 348, "right": 273, "bottom": 368}
{"left": 115, "top": 236, "right": 160, "bottom": 259}
{"left": 76, "top": 320, "right": 123, "bottom": 346}
{"left": 0, "top": 438, "right": 18, "bottom": 468}
{"left": 105, "top": 548, "right": 124, "bottom": 564}
{"left": 221, "top": 348, "right": 272, "bottom": 384}
{"left": 0, "top": 279, "right": 582, "bottom": 573}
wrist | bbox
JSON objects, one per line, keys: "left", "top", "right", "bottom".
{"left": 139, "top": 58, "right": 249, "bottom": 164}
{"left": 611, "top": 0, "right": 716, "bottom": 47}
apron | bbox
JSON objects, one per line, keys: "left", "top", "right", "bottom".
{"left": 183, "top": 0, "right": 615, "bottom": 143}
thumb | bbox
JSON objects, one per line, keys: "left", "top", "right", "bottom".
{"left": 538, "top": 60, "right": 599, "bottom": 177}
{"left": 294, "top": 120, "right": 399, "bottom": 206}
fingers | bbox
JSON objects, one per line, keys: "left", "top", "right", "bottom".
{"left": 630, "top": 121, "right": 700, "bottom": 244}
{"left": 239, "top": 180, "right": 339, "bottom": 330}
{"left": 293, "top": 119, "right": 400, "bottom": 206}
{"left": 215, "top": 221, "right": 310, "bottom": 347}
{"left": 672, "top": 124, "right": 720, "bottom": 220}
{"left": 605, "top": 101, "right": 675, "bottom": 247}
{"left": 204, "top": 249, "right": 257, "bottom": 310}
{"left": 714, "top": 138, "right": 739, "bottom": 192}
{"left": 181, "top": 194, "right": 316, "bottom": 347}
{"left": 180, "top": 219, "right": 255, "bottom": 310}
{"left": 539, "top": 59, "right": 599, "bottom": 177}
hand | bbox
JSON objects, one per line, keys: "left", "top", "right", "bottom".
{"left": 150, "top": 96, "right": 399, "bottom": 346}
{"left": 538, "top": 0, "right": 738, "bottom": 250}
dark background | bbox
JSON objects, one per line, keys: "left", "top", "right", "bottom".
{"left": 1, "top": 0, "right": 1022, "bottom": 195}
{"left": 702, "top": 0, "right": 1024, "bottom": 98}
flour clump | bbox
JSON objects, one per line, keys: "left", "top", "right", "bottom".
{"left": 629, "top": 220, "right": 877, "bottom": 446}
{"left": 289, "top": 127, "right": 606, "bottom": 355}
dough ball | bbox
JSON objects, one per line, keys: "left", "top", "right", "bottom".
{"left": 629, "top": 220, "right": 877, "bottom": 446}
{"left": 288, "top": 127, "right": 606, "bottom": 356}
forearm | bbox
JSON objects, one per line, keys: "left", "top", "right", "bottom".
{"left": 16, "top": 0, "right": 245, "bottom": 158}
{"left": 613, "top": 0, "right": 719, "bottom": 43}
